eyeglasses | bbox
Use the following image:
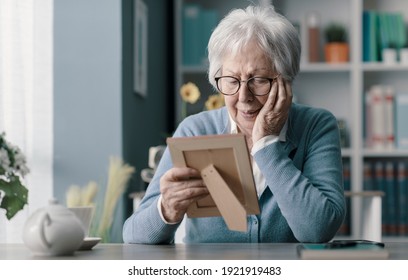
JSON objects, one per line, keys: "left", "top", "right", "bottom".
{"left": 215, "top": 74, "right": 280, "bottom": 96}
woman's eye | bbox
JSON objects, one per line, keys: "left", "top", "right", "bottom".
{"left": 225, "top": 78, "right": 239, "bottom": 85}
{"left": 252, "top": 78, "right": 269, "bottom": 85}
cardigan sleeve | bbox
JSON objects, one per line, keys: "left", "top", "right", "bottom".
{"left": 122, "top": 147, "right": 181, "bottom": 244}
{"left": 253, "top": 108, "right": 346, "bottom": 243}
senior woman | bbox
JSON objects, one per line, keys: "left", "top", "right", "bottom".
{"left": 123, "top": 4, "right": 345, "bottom": 244}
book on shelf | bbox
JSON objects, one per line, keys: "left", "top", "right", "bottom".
{"left": 397, "top": 161, "right": 408, "bottom": 236}
{"left": 385, "top": 161, "right": 397, "bottom": 236}
{"left": 182, "top": 4, "right": 218, "bottom": 66}
{"left": 377, "top": 12, "right": 391, "bottom": 59}
{"left": 364, "top": 85, "right": 396, "bottom": 150}
{"left": 362, "top": 10, "right": 378, "bottom": 62}
{"left": 363, "top": 161, "right": 374, "bottom": 191}
{"left": 372, "top": 161, "right": 387, "bottom": 234}
{"left": 182, "top": 4, "right": 201, "bottom": 66}
{"left": 395, "top": 93, "right": 408, "bottom": 149}
{"left": 384, "top": 86, "right": 395, "bottom": 149}
{"left": 394, "top": 13, "right": 407, "bottom": 54}
{"left": 200, "top": 9, "right": 218, "bottom": 64}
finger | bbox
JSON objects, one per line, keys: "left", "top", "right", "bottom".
{"left": 173, "top": 179, "right": 208, "bottom": 193}
{"left": 273, "top": 77, "right": 290, "bottom": 111}
{"left": 163, "top": 167, "right": 201, "bottom": 182}
{"left": 161, "top": 177, "right": 208, "bottom": 199}
{"left": 172, "top": 187, "right": 209, "bottom": 205}
{"left": 266, "top": 77, "right": 278, "bottom": 108}
{"left": 284, "top": 81, "right": 293, "bottom": 103}
{"left": 161, "top": 186, "right": 209, "bottom": 214}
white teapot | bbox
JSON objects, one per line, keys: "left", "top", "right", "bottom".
{"left": 23, "top": 198, "right": 85, "bottom": 256}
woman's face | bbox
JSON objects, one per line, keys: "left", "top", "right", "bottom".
{"left": 221, "top": 41, "right": 277, "bottom": 135}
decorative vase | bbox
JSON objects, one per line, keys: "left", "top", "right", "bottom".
{"left": 400, "top": 48, "right": 408, "bottom": 64}
{"left": 324, "top": 43, "right": 349, "bottom": 63}
{"left": 382, "top": 48, "right": 397, "bottom": 64}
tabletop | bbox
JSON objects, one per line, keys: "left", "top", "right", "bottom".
{"left": 1, "top": 242, "right": 408, "bottom": 260}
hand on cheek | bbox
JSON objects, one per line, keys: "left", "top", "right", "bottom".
{"left": 252, "top": 77, "right": 292, "bottom": 143}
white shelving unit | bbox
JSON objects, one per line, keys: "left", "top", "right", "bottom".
{"left": 174, "top": 0, "right": 408, "bottom": 241}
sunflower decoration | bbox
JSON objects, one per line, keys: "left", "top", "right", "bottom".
{"left": 180, "top": 82, "right": 225, "bottom": 120}
{"left": 180, "top": 82, "right": 201, "bottom": 119}
{"left": 205, "top": 93, "right": 225, "bottom": 110}
{"left": 180, "top": 82, "right": 200, "bottom": 104}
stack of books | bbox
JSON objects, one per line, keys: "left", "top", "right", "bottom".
{"left": 363, "top": 10, "right": 406, "bottom": 62}
{"left": 363, "top": 159, "right": 408, "bottom": 236}
{"left": 182, "top": 4, "right": 218, "bottom": 66}
{"left": 365, "top": 85, "right": 408, "bottom": 150}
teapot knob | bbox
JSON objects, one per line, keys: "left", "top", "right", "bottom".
{"left": 49, "top": 198, "right": 59, "bottom": 205}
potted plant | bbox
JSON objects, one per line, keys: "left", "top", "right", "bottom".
{"left": 0, "top": 132, "right": 29, "bottom": 220}
{"left": 324, "top": 23, "right": 349, "bottom": 63}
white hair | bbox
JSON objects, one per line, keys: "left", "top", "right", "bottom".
{"left": 207, "top": 5, "right": 301, "bottom": 89}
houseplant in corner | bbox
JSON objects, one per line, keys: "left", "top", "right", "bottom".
{"left": 324, "top": 23, "right": 349, "bottom": 63}
{"left": 0, "top": 132, "right": 29, "bottom": 220}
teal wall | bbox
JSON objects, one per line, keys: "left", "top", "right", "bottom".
{"left": 122, "top": 0, "right": 174, "bottom": 215}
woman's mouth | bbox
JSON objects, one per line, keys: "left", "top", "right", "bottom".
{"left": 240, "top": 109, "right": 259, "bottom": 120}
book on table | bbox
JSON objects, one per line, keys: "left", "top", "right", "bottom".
{"left": 297, "top": 240, "right": 389, "bottom": 260}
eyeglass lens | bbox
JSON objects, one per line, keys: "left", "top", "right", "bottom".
{"left": 217, "top": 77, "right": 273, "bottom": 96}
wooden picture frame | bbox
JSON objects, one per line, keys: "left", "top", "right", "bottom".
{"left": 167, "top": 134, "right": 260, "bottom": 232}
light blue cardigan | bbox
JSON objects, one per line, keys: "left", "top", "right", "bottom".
{"left": 123, "top": 103, "right": 346, "bottom": 244}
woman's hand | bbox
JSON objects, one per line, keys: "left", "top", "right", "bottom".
{"left": 252, "top": 76, "right": 293, "bottom": 143}
{"left": 160, "top": 167, "right": 209, "bottom": 223}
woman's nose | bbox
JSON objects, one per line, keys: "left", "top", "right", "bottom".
{"left": 237, "top": 81, "right": 254, "bottom": 102}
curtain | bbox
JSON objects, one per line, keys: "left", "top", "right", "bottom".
{"left": 0, "top": 0, "right": 53, "bottom": 242}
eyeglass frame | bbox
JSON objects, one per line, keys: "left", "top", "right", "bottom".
{"left": 214, "top": 74, "right": 280, "bottom": 96}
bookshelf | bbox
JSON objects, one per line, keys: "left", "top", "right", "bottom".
{"left": 174, "top": 0, "right": 408, "bottom": 241}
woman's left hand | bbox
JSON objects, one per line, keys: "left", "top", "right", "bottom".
{"left": 252, "top": 76, "right": 292, "bottom": 143}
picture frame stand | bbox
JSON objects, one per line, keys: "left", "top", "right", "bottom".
{"left": 201, "top": 164, "right": 247, "bottom": 232}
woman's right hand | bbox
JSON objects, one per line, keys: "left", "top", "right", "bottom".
{"left": 160, "top": 167, "right": 209, "bottom": 223}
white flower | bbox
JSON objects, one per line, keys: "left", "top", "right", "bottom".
{"left": 0, "top": 147, "right": 11, "bottom": 173}
{"left": 0, "top": 132, "right": 29, "bottom": 220}
{"left": 12, "top": 147, "right": 29, "bottom": 176}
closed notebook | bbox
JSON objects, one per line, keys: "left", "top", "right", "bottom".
{"left": 297, "top": 241, "right": 389, "bottom": 260}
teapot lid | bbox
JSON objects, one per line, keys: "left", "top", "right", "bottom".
{"left": 49, "top": 198, "right": 59, "bottom": 205}
{"left": 45, "top": 198, "right": 75, "bottom": 216}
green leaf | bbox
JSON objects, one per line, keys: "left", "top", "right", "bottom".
{"left": 0, "top": 175, "right": 28, "bottom": 220}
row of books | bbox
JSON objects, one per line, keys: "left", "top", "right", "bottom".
{"left": 365, "top": 85, "right": 408, "bottom": 150}
{"left": 182, "top": 4, "right": 218, "bottom": 66}
{"left": 363, "top": 160, "right": 408, "bottom": 236}
{"left": 338, "top": 160, "right": 408, "bottom": 237}
{"left": 363, "top": 10, "right": 407, "bottom": 62}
